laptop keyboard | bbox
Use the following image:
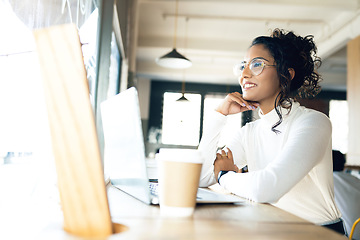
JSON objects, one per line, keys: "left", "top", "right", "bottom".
{"left": 148, "top": 182, "right": 203, "bottom": 200}
{"left": 149, "top": 182, "right": 159, "bottom": 197}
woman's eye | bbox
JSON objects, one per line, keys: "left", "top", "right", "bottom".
{"left": 252, "top": 62, "right": 263, "bottom": 68}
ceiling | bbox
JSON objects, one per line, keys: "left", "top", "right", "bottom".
{"left": 135, "top": 0, "right": 360, "bottom": 91}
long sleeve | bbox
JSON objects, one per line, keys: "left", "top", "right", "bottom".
{"left": 219, "top": 109, "right": 332, "bottom": 203}
{"left": 197, "top": 111, "right": 227, "bottom": 187}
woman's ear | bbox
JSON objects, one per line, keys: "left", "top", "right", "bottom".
{"left": 288, "top": 68, "right": 295, "bottom": 80}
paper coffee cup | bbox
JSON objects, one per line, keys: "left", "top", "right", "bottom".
{"left": 156, "top": 149, "right": 203, "bottom": 217}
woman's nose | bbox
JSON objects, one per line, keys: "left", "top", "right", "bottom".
{"left": 242, "top": 63, "right": 252, "bottom": 78}
{"left": 239, "top": 64, "right": 252, "bottom": 86}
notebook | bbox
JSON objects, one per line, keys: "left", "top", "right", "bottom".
{"left": 100, "top": 87, "right": 244, "bottom": 205}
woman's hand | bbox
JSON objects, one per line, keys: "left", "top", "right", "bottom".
{"left": 216, "top": 92, "right": 259, "bottom": 116}
{"left": 213, "top": 148, "right": 239, "bottom": 181}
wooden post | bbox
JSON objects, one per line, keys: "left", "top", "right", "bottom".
{"left": 33, "top": 24, "right": 113, "bottom": 237}
{"left": 347, "top": 35, "right": 360, "bottom": 166}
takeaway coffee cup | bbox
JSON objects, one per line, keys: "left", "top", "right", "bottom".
{"left": 156, "top": 149, "right": 203, "bottom": 218}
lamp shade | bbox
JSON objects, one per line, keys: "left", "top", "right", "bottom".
{"left": 156, "top": 48, "right": 192, "bottom": 69}
{"left": 176, "top": 94, "right": 189, "bottom": 102}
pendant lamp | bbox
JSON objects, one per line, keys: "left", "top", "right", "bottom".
{"left": 176, "top": 79, "right": 189, "bottom": 101}
{"left": 176, "top": 18, "right": 190, "bottom": 102}
{"left": 156, "top": 0, "right": 192, "bottom": 69}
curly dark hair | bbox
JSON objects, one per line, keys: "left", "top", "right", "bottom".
{"left": 250, "top": 28, "right": 322, "bottom": 133}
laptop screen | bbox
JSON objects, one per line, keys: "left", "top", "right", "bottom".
{"left": 101, "top": 87, "right": 149, "bottom": 182}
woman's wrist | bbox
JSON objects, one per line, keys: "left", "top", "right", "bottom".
{"left": 215, "top": 108, "right": 227, "bottom": 116}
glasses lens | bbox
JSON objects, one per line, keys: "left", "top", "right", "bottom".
{"left": 233, "top": 63, "right": 246, "bottom": 76}
{"left": 250, "top": 59, "right": 265, "bottom": 76}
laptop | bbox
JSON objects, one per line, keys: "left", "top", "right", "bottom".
{"left": 100, "top": 87, "right": 244, "bottom": 205}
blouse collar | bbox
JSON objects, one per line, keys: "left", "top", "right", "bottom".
{"left": 258, "top": 101, "right": 300, "bottom": 126}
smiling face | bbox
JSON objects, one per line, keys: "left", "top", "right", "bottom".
{"left": 239, "top": 44, "right": 281, "bottom": 114}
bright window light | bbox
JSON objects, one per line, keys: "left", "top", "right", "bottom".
{"left": 203, "top": 94, "right": 242, "bottom": 148}
{"left": 161, "top": 92, "right": 201, "bottom": 146}
{"left": 329, "top": 100, "right": 348, "bottom": 154}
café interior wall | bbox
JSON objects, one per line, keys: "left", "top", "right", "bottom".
{"left": 136, "top": 77, "right": 347, "bottom": 159}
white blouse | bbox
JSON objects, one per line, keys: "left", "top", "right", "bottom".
{"left": 198, "top": 101, "right": 341, "bottom": 224}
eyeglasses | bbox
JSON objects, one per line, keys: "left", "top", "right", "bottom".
{"left": 233, "top": 58, "right": 276, "bottom": 76}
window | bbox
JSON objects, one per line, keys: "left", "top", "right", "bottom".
{"left": 161, "top": 92, "right": 201, "bottom": 146}
{"left": 203, "top": 94, "right": 242, "bottom": 148}
{"left": 161, "top": 92, "right": 243, "bottom": 148}
{"left": 1, "top": 1, "right": 101, "bottom": 212}
{"left": 0, "top": 2, "right": 99, "bottom": 164}
{"left": 148, "top": 81, "right": 245, "bottom": 154}
{"left": 329, "top": 100, "right": 348, "bottom": 154}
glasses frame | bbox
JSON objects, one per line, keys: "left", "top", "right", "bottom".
{"left": 233, "top": 58, "right": 276, "bottom": 77}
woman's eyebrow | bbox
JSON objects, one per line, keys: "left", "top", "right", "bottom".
{"left": 241, "top": 56, "right": 270, "bottom": 63}
{"left": 251, "top": 56, "right": 270, "bottom": 62}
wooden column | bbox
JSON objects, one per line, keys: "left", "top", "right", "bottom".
{"left": 33, "top": 24, "right": 113, "bottom": 237}
{"left": 347, "top": 35, "right": 360, "bottom": 166}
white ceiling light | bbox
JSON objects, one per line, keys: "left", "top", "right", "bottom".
{"left": 156, "top": 0, "right": 192, "bottom": 69}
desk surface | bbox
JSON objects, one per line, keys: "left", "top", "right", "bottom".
{"left": 32, "top": 185, "right": 346, "bottom": 240}
{"left": 105, "top": 185, "right": 347, "bottom": 240}
{"left": 0, "top": 173, "right": 347, "bottom": 240}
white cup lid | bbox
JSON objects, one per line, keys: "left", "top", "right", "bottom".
{"left": 155, "top": 148, "right": 203, "bottom": 163}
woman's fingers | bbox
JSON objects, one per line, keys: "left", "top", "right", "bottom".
{"left": 216, "top": 92, "right": 258, "bottom": 116}
{"left": 227, "top": 92, "right": 259, "bottom": 111}
{"left": 216, "top": 148, "right": 233, "bottom": 161}
{"left": 214, "top": 148, "right": 238, "bottom": 175}
{"left": 227, "top": 148, "right": 233, "bottom": 160}
{"left": 234, "top": 164, "right": 240, "bottom": 173}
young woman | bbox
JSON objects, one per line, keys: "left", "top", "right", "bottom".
{"left": 198, "top": 29, "right": 344, "bottom": 235}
